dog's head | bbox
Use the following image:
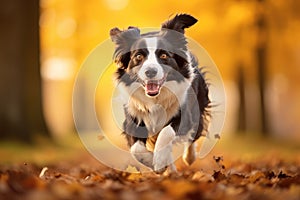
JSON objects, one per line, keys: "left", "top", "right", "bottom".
{"left": 110, "top": 14, "right": 197, "bottom": 97}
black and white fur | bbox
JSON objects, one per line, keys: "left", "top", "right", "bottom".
{"left": 110, "top": 14, "right": 210, "bottom": 173}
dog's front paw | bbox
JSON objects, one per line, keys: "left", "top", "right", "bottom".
{"left": 130, "top": 141, "right": 153, "bottom": 169}
{"left": 153, "top": 125, "right": 177, "bottom": 173}
{"left": 153, "top": 144, "right": 173, "bottom": 173}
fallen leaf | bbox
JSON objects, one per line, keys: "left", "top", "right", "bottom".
{"left": 278, "top": 171, "right": 291, "bottom": 179}
{"left": 277, "top": 175, "right": 300, "bottom": 188}
{"left": 39, "top": 167, "right": 48, "bottom": 178}
{"left": 192, "top": 171, "right": 213, "bottom": 182}
{"left": 248, "top": 171, "right": 265, "bottom": 183}
{"left": 125, "top": 165, "right": 140, "bottom": 173}
{"left": 212, "top": 171, "right": 226, "bottom": 182}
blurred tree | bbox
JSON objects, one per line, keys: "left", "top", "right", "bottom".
{"left": 233, "top": 0, "right": 270, "bottom": 135}
{"left": 255, "top": 0, "right": 269, "bottom": 135}
{"left": 0, "top": 0, "right": 49, "bottom": 141}
{"left": 236, "top": 63, "right": 246, "bottom": 133}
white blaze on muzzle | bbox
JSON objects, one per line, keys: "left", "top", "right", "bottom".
{"left": 138, "top": 37, "right": 165, "bottom": 97}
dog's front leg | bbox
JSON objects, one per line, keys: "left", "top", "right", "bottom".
{"left": 153, "top": 125, "right": 176, "bottom": 173}
{"left": 130, "top": 140, "right": 153, "bottom": 169}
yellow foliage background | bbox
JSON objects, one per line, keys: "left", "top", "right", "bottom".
{"left": 39, "top": 0, "right": 300, "bottom": 141}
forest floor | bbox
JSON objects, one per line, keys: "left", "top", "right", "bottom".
{"left": 0, "top": 134, "right": 300, "bottom": 200}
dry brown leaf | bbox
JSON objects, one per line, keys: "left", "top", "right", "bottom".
{"left": 277, "top": 175, "right": 300, "bottom": 188}
{"left": 125, "top": 165, "right": 140, "bottom": 173}
{"left": 192, "top": 171, "right": 213, "bottom": 182}
{"left": 248, "top": 171, "right": 265, "bottom": 183}
{"left": 212, "top": 170, "right": 226, "bottom": 182}
{"left": 127, "top": 173, "right": 143, "bottom": 182}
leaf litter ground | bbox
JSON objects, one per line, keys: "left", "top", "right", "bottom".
{"left": 0, "top": 136, "right": 300, "bottom": 200}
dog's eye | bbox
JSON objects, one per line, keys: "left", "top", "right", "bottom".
{"left": 160, "top": 53, "right": 168, "bottom": 59}
{"left": 135, "top": 54, "right": 144, "bottom": 61}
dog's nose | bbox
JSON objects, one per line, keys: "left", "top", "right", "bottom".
{"left": 145, "top": 68, "right": 158, "bottom": 78}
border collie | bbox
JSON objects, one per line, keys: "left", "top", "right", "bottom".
{"left": 110, "top": 14, "right": 210, "bottom": 173}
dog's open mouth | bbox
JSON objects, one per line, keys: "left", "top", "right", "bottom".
{"left": 143, "top": 78, "right": 165, "bottom": 97}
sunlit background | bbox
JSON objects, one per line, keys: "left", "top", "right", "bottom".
{"left": 39, "top": 0, "right": 300, "bottom": 142}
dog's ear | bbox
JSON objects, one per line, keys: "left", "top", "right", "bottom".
{"left": 110, "top": 26, "right": 140, "bottom": 45}
{"left": 109, "top": 26, "right": 140, "bottom": 68}
{"left": 161, "top": 14, "right": 197, "bottom": 33}
{"left": 109, "top": 27, "right": 122, "bottom": 42}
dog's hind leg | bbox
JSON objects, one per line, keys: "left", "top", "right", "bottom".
{"left": 130, "top": 140, "right": 153, "bottom": 169}
{"left": 182, "top": 142, "right": 197, "bottom": 166}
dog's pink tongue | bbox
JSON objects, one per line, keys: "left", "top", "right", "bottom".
{"left": 146, "top": 83, "right": 160, "bottom": 96}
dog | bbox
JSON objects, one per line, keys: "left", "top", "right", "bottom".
{"left": 110, "top": 14, "right": 210, "bottom": 173}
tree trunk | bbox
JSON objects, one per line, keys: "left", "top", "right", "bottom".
{"left": 0, "top": 0, "right": 49, "bottom": 141}
{"left": 237, "top": 64, "right": 246, "bottom": 133}
{"left": 256, "top": 0, "right": 269, "bottom": 136}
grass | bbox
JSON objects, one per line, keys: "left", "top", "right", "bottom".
{"left": 211, "top": 133, "right": 300, "bottom": 169}
{"left": 0, "top": 132, "right": 299, "bottom": 166}
{"left": 0, "top": 134, "right": 84, "bottom": 165}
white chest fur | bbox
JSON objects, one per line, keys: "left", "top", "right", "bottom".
{"left": 125, "top": 80, "right": 190, "bottom": 135}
